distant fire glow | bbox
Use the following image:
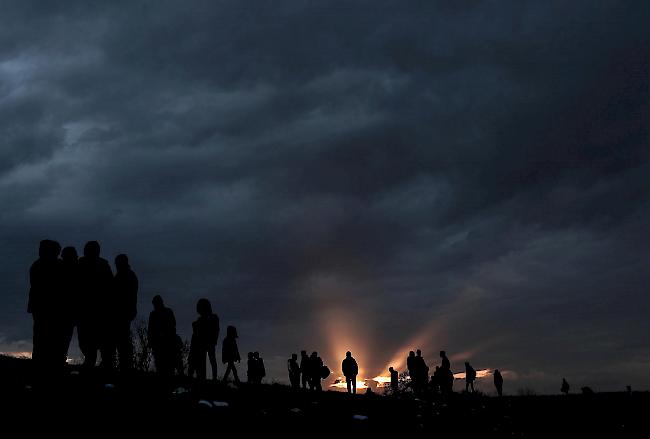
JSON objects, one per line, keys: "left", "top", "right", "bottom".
{"left": 453, "top": 369, "right": 493, "bottom": 380}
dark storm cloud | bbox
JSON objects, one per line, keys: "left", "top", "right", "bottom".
{"left": 1, "top": 1, "right": 649, "bottom": 392}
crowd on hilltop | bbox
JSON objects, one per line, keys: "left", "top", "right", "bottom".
{"left": 29, "top": 238, "right": 514, "bottom": 396}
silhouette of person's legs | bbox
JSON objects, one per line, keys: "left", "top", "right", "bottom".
{"left": 196, "top": 349, "right": 207, "bottom": 380}
{"left": 207, "top": 347, "right": 218, "bottom": 379}
{"left": 223, "top": 361, "right": 239, "bottom": 382}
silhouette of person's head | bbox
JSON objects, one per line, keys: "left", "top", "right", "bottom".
{"left": 39, "top": 239, "right": 61, "bottom": 259}
{"left": 389, "top": 367, "right": 394, "bottom": 372}
{"left": 254, "top": 351, "right": 260, "bottom": 359}
{"left": 248, "top": 352, "right": 254, "bottom": 360}
{"left": 346, "top": 351, "right": 352, "bottom": 358}
{"left": 84, "top": 241, "right": 101, "bottom": 258}
{"left": 440, "top": 350, "right": 446, "bottom": 358}
{"left": 115, "top": 254, "right": 130, "bottom": 271}
{"left": 301, "top": 350, "right": 307, "bottom": 357}
{"left": 152, "top": 294, "right": 164, "bottom": 310}
{"left": 465, "top": 361, "right": 470, "bottom": 366}
{"left": 196, "top": 298, "right": 212, "bottom": 316}
{"left": 61, "top": 246, "right": 78, "bottom": 262}
{"left": 292, "top": 353, "right": 297, "bottom": 361}
{"left": 311, "top": 351, "right": 317, "bottom": 359}
{"left": 416, "top": 349, "right": 422, "bottom": 357}
{"left": 409, "top": 351, "right": 415, "bottom": 357}
{"left": 226, "top": 325, "right": 237, "bottom": 338}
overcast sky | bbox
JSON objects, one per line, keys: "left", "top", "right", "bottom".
{"left": 1, "top": 1, "right": 649, "bottom": 393}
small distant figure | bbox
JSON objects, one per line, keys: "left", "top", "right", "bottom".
{"left": 247, "top": 352, "right": 256, "bottom": 383}
{"left": 288, "top": 353, "right": 301, "bottom": 388}
{"left": 342, "top": 351, "right": 359, "bottom": 394}
{"left": 414, "top": 349, "right": 429, "bottom": 394}
{"left": 148, "top": 295, "right": 178, "bottom": 376}
{"left": 406, "top": 351, "right": 416, "bottom": 383}
{"left": 493, "top": 369, "right": 503, "bottom": 397}
{"left": 188, "top": 298, "right": 220, "bottom": 380}
{"left": 561, "top": 378, "right": 570, "bottom": 395}
{"left": 222, "top": 325, "right": 240, "bottom": 383}
{"left": 300, "top": 350, "right": 310, "bottom": 389}
{"left": 439, "top": 350, "right": 453, "bottom": 395}
{"left": 28, "top": 239, "right": 63, "bottom": 369}
{"left": 309, "top": 351, "right": 324, "bottom": 391}
{"left": 465, "top": 361, "right": 476, "bottom": 393}
{"left": 254, "top": 351, "right": 266, "bottom": 384}
{"left": 626, "top": 385, "right": 632, "bottom": 395}
{"left": 112, "top": 254, "right": 138, "bottom": 372}
{"left": 389, "top": 366, "right": 398, "bottom": 393}
{"left": 430, "top": 366, "right": 440, "bottom": 395}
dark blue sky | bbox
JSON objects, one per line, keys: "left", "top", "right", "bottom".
{"left": 1, "top": 1, "right": 649, "bottom": 393}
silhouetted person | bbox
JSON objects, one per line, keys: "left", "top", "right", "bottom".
{"left": 59, "top": 246, "right": 79, "bottom": 364}
{"left": 222, "top": 325, "right": 240, "bottom": 383}
{"left": 309, "top": 351, "right": 323, "bottom": 391}
{"left": 494, "top": 369, "right": 503, "bottom": 396}
{"left": 430, "top": 366, "right": 441, "bottom": 395}
{"left": 342, "top": 351, "right": 359, "bottom": 394}
{"left": 110, "top": 254, "right": 138, "bottom": 371}
{"left": 406, "top": 351, "right": 416, "bottom": 388}
{"left": 439, "top": 350, "right": 453, "bottom": 395}
{"left": 414, "top": 349, "right": 429, "bottom": 394}
{"left": 77, "top": 241, "right": 113, "bottom": 370}
{"left": 288, "top": 353, "right": 301, "bottom": 388}
{"left": 247, "top": 352, "right": 256, "bottom": 383}
{"left": 28, "top": 239, "right": 63, "bottom": 370}
{"left": 389, "top": 367, "right": 398, "bottom": 393}
{"left": 561, "top": 378, "right": 570, "bottom": 395}
{"left": 188, "top": 298, "right": 219, "bottom": 380}
{"left": 254, "top": 351, "right": 265, "bottom": 384}
{"left": 465, "top": 361, "right": 476, "bottom": 393}
{"left": 148, "top": 295, "right": 178, "bottom": 376}
{"left": 300, "top": 350, "right": 310, "bottom": 389}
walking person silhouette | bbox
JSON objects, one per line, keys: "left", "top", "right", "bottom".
{"left": 222, "top": 325, "right": 240, "bottom": 383}
{"left": 288, "top": 353, "right": 301, "bottom": 388}
{"left": 148, "top": 295, "right": 178, "bottom": 376}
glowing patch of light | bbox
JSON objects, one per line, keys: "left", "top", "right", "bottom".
{"left": 0, "top": 351, "right": 32, "bottom": 359}
{"left": 453, "top": 368, "right": 492, "bottom": 380}
{"left": 330, "top": 377, "right": 368, "bottom": 390}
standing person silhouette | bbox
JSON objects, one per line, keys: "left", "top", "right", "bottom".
{"left": 493, "top": 369, "right": 503, "bottom": 396}
{"left": 222, "top": 325, "right": 240, "bottom": 383}
{"left": 415, "top": 350, "right": 429, "bottom": 394}
{"left": 561, "top": 378, "right": 570, "bottom": 395}
{"left": 439, "top": 350, "right": 453, "bottom": 395}
{"left": 28, "top": 239, "right": 63, "bottom": 370}
{"left": 389, "top": 367, "right": 398, "bottom": 393}
{"left": 254, "top": 352, "right": 265, "bottom": 384}
{"left": 465, "top": 361, "right": 476, "bottom": 393}
{"left": 310, "top": 351, "right": 323, "bottom": 391}
{"left": 148, "top": 295, "right": 178, "bottom": 376}
{"left": 288, "top": 353, "right": 301, "bottom": 388}
{"left": 406, "top": 351, "right": 416, "bottom": 389}
{"left": 77, "top": 241, "right": 113, "bottom": 370}
{"left": 112, "top": 254, "right": 138, "bottom": 371}
{"left": 342, "top": 351, "right": 359, "bottom": 394}
{"left": 188, "top": 298, "right": 219, "bottom": 380}
{"left": 300, "top": 350, "right": 310, "bottom": 389}
{"left": 246, "top": 352, "right": 256, "bottom": 383}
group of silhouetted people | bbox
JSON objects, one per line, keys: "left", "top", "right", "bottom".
{"left": 28, "top": 240, "right": 138, "bottom": 373}
{"left": 29, "top": 239, "right": 250, "bottom": 382}
{"left": 287, "top": 350, "right": 329, "bottom": 391}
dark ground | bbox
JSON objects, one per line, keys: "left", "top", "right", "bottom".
{"left": 0, "top": 355, "right": 645, "bottom": 437}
